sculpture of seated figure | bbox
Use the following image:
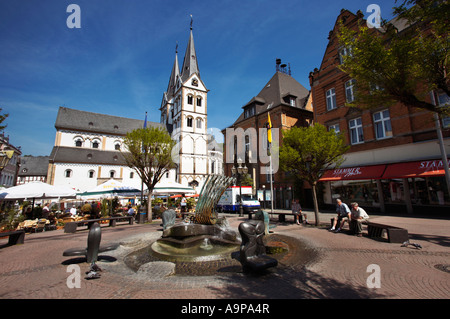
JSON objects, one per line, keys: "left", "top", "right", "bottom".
{"left": 162, "top": 209, "right": 177, "bottom": 230}
{"left": 238, "top": 220, "right": 278, "bottom": 272}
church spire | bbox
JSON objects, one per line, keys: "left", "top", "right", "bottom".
{"left": 181, "top": 16, "right": 200, "bottom": 82}
{"left": 166, "top": 42, "right": 180, "bottom": 98}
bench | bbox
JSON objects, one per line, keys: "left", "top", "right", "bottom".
{"left": 367, "top": 222, "right": 409, "bottom": 243}
{"left": 0, "top": 230, "right": 25, "bottom": 245}
{"left": 64, "top": 216, "right": 134, "bottom": 233}
{"left": 248, "top": 211, "right": 298, "bottom": 223}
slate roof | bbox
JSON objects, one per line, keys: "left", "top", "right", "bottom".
{"left": 18, "top": 156, "right": 49, "bottom": 176}
{"left": 55, "top": 107, "right": 163, "bottom": 136}
{"left": 233, "top": 71, "right": 310, "bottom": 125}
{"left": 49, "top": 146, "right": 127, "bottom": 165}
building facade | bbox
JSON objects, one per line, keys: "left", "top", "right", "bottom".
{"left": 159, "top": 25, "right": 214, "bottom": 192}
{"left": 0, "top": 133, "right": 21, "bottom": 187}
{"left": 16, "top": 156, "right": 49, "bottom": 185}
{"left": 48, "top": 107, "right": 175, "bottom": 193}
{"left": 223, "top": 60, "right": 314, "bottom": 209}
{"left": 309, "top": 9, "right": 450, "bottom": 214}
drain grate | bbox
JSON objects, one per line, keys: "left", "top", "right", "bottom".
{"left": 434, "top": 264, "right": 450, "bottom": 273}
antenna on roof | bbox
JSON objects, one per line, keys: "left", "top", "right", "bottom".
{"left": 275, "top": 58, "right": 291, "bottom": 75}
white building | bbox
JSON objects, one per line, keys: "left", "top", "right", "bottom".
{"left": 160, "top": 24, "right": 222, "bottom": 191}
{"left": 48, "top": 107, "right": 175, "bottom": 193}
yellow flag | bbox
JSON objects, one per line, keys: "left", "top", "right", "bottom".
{"left": 267, "top": 113, "right": 272, "bottom": 144}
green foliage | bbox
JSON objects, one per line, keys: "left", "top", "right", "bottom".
{"left": 122, "top": 126, "right": 176, "bottom": 192}
{"left": 280, "top": 124, "right": 349, "bottom": 225}
{"left": 280, "top": 124, "right": 349, "bottom": 185}
{"left": 240, "top": 173, "right": 254, "bottom": 187}
{"left": 337, "top": 0, "right": 449, "bottom": 116}
{"left": 0, "top": 108, "right": 8, "bottom": 132}
{"left": 121, "top": 126, "right": 176, "bottom": 220}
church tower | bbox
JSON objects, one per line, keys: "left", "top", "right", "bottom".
{"left": 160, "top": 20, "right": 209, "bottom": 191}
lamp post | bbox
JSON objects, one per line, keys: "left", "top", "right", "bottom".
{"left": 231, "top": 159, "right": 248, "bottom": 217}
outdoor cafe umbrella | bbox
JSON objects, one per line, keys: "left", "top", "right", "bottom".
{"left": 77, "top": 179, "right": 141, "bottom": 198}
{"left": 149, "top": 180, "right": 196, "bottom": 195}
{"left": 0, "top": 181, "right": 77, "bottom": 201}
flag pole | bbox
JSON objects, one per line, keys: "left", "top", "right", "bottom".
{"left": 267, "top": 112, "right": 274, "bottom": 217}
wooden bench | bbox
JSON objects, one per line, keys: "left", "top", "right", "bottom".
{"left": 367, "top": 221, "right": 409, "bottom": 243}
{"left": 0, "top": 230, "right": 25, "bottom": 245}
{"left": 64, "top": 216, "right": 134, "bottom": 233}
{"left": 248, "top": 211, "right": 298, "bottom": 223}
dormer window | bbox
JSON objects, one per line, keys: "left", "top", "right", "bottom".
{"left": 244, "top": 106, "right": 256, "bottom": 119}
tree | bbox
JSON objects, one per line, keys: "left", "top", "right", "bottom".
{"left": 337, "top": 0, "right": 449, "bottom": 115}
{"left": 121, "top": 126, "right": 175, "bottom": 221}
{"left": 280, "top": 124, "right": 349, "bottom": 226}
{"left": 0, "top": 108, "right": 8, "bottom": 131}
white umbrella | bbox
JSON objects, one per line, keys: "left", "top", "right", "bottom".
{"left": 77, "top": 179, "right": 141, "bottom": 198}
{"left": 0, "top": 181, "right": 77, "bottom": 200}
{"left": 150, "top": 180, "right": 196, "bottom": 195}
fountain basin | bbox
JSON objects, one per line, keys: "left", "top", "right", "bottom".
{"left": 150, "top": 238, "right": 239, "bottom": 262}
{"left": 150, "top": 222, "right": 241, "bottom": 262}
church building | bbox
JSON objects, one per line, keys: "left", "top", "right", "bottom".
{"left": 160, "top": 22, "right": 211, "bottom": 191}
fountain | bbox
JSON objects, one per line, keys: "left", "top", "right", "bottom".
{"left": 149, "top": 175, "right": 242, "bottom": 262}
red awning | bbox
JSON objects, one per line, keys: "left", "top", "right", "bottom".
{"left": 382, "top": 158, "right": 450, "bottom": 179}
{"left": 319, "top": 164, "right": 387, "bottom": 181}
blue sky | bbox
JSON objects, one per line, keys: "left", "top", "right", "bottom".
{"left": 0, "top": 0, "right": 396, "bottom": 156}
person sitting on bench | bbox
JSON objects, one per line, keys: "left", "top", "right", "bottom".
{"left": 350, "top": 202, "right": 369, "bottom": 237}
{"left": 330, "top": 198, "right": 351, "bottom": 232}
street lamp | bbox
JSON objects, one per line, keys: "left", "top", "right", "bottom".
{"left": 231, "top": 159, "right": 248, "bottom": 217}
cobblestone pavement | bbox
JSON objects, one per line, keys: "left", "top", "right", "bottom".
{"left": 0, "top": 211, "right": 449, "bottom": 301}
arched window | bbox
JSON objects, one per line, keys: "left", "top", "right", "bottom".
{"left": 110, "top": 170, "right": 116, "bottom": 178}
{"left": 187, "top": 95, "right": 193, "bottom": 105}
{"left": 88, "top": 170, "right": 95, "bottom": 178}
{"left": 187, "top": 116, "right": 193, "bottom": 128}
{"left": 65, "top": 169, "right": 72, "bottom": 178}
{"left": 74, "top": 137, "right": 83, "bottom": 147}
{"left": 196, "top": 118, "right": 202, "bottom": 129}
{"left": 196, "top": 96, "right": 202, "bottom": 107}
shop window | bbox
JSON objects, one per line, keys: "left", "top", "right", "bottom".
{"left": 349, "top": 117, "right": 364, "bottom": 144}
{"left": 373, "top": 110, "right": 392, "bottom": 139}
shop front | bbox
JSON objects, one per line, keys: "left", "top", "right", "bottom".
{"left": 319, "top": 158, "right": 450, "bottom": 214}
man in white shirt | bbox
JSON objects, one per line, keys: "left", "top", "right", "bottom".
{"left": 350, "top": 202, "right": 369, "bottom": 236}
{"left": 70, "top": 205, "right": 77, "bottom": 217}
